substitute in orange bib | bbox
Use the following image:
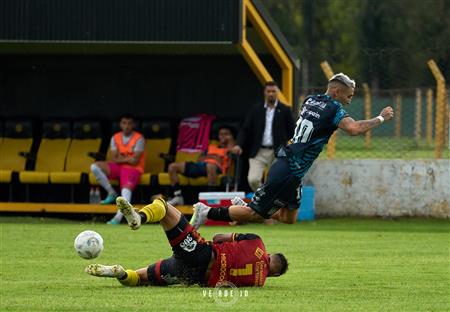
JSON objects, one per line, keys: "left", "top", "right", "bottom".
{"left": 85, "top": 196, "right": 288, "bottom": 287}
{"left": 90, "top": 114, "right": 145, "bottom": 224}
{"left": 167, "top": 126, "right": 235, "bottom": 206}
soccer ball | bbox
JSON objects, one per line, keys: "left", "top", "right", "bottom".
{"left": 74, "top": 230, "right": 104, "bottom": 259}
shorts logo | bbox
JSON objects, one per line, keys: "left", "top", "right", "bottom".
{"left": 180, "top": 234, "right": 197, "bottom": 252}
{"left": 253, "top": 187, "right": 266, "bottom": 203}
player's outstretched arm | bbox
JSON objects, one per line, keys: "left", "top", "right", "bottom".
{"left": 212, "top": 233, "right": 236, "bottom": 243}
{"left": 338, "top": 106, "right": 394, "bottom": 136}
{"left": 213, "top": 233, "right": 261, "bottom": 243}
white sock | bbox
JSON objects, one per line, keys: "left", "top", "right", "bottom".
{"left": 90, "top": 164, "right": 116, "bottom": 196}
{"left": 112, "top": 188, "right": 132, "bottom": 222}
{"left": 121, "top": 188, "right": 132, "bottom": 202}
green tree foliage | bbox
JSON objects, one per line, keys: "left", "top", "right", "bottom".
{"left": 260, "top": 0, "right": 450, "bottom": 89}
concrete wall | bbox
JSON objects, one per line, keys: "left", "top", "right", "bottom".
{"left": 305, "top": 160, "right": 450, "bottom": 218}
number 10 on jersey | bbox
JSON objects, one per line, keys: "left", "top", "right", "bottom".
{"left": 293, "top": 117, "right": 314, "bottom": 143}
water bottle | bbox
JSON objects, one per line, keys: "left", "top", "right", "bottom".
{"left": 89, "top": 187, "right": 95, "bottom": 204}
{"left": 94, "top": 187, "right": 101, "bottom": 203}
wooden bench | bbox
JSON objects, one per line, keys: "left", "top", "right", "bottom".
{"left": 0, "top": 202, "right": 193, "bottom": 215}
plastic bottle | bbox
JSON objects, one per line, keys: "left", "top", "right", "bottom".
{"left": 94, "top": 187, "right": 101, "bottom": 203}
{"left": 89, "top": 187, "right": 95, "bottom": 204}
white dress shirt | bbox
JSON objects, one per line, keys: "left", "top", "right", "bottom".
{"left": 261, "top": 100, "right": 278, "bottom": 147}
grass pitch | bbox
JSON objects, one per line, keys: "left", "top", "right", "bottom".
{"left": 1, "top": 217, "right": 449, "bottom": 311}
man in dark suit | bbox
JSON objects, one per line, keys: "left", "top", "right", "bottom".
{"left": 232, "top": 81, "right": 296, "bottom": 192}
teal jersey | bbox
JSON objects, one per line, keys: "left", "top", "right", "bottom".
{"left": 288, "top": 94, "right": 348, "bottom": 178}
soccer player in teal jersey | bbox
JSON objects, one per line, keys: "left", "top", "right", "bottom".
{"left": 191, "top": 73, "right": 395, "bottom": 227}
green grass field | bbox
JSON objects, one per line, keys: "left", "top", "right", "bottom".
{"left": 1, "top": 217, "right": 449, "bottom": 311}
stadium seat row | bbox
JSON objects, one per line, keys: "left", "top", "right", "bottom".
{"left": 0, "top": 119, "right": 240, "bottom": 193}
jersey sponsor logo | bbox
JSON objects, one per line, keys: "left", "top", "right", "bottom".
{"left": 305, "top": 98, "right": 327, "bottom": 109}
{"left": 252, "top": 186, "right": 266, "bottom": 204}
{"left": 305, "top": 110, "right": 321, "bottom": 119}
{"left": 180, "top": 234, "right": 197, "bottom": 252}
{"left": 254, "top": 247, "right": 264, "bottom": 260}
{"left": 300, "top": 106, "right": 321, "bottom": 119}
{"left": 219, "top": 253, "right": 227, "bottom": 283}
{"left": 254, "top": 260, "right": 266, "bottom": 286}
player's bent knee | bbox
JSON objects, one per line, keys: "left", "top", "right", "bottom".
{"left": 206, "top": 163, "right": 216, "bottom": 172}
{"left": 90, "top": 163, "right": 98, "bottom": 172}
{"left": 168, "top": 163, "right": 176, "bottom": 172}
{"left": 91, "top": 162, "right": 107, "bottom": 174}
{"left": 280, "top": 209, "right": 298, "bottom": 224}
{"left": 248, "top": 210, "right": 265, "bottom": 223}
{"left": 169, "top": 162, "right": 185, "bottom": 173}
{"left": 92, "top": 161, "right": 109, "bottom": 174}
{"left": 282, "top": 218, "right": 297, "bottom": 225}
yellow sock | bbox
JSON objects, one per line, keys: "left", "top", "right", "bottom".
{"left": 139, "top": 198, "right": 167, "bottom": 223}
{"left": 119, "top": 270, "right": 140, "bottom": 287}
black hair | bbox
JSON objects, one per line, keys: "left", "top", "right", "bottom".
{"left": 275, "top": 253, "right": 289, "bottom": 275}
{"left": 120, "top": 113, "right": 135, "bottom": 121}
{"left": 217, "top": 125, "right": 236, "bottom": 139}
{"left": 264, "top": 81, "right": 279, "bottom": 89}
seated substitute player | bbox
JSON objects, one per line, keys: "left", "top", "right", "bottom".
{"left": 85, "top": 196, "right": 288, "bottom": 287}
{"left": 190, "top": 73, "right": 395, "bottom": 228}
{"left": 167, "top": 126, "right": 236, "bottom": 206}
{"left": 90, "top": 114, "right": 145, "bottom": 224}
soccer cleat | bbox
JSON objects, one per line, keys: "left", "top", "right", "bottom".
{"left": 85, "top": 264, "right": 125, "bottom": 278}
{"left": 231, "top": 196, "right": 247, "bottom": 207}
{"left": 116, "top": 196, "right": 141, "bottom": 230}
{"left": 100, "top": 194, "right": 118, "bottom": 205}
{"left": 167, "top": 195, "right": 184, "bottom": 206}
{"left": 106, "top": 219, "right": 120, "bottom": 225}
{"left": 190, "top": 202, "right": 211, "bottom": 230}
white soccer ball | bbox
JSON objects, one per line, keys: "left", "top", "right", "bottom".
{"left": 74, "top": 230, "right": 104, "bottom": 259}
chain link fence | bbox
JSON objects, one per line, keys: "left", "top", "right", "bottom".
{"left": 299, "top": 51, "right": 449, "bottom": 159}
